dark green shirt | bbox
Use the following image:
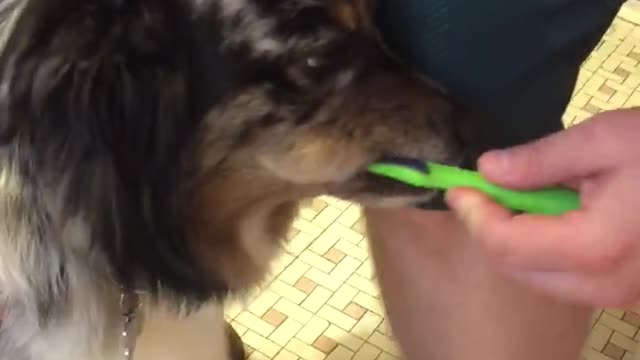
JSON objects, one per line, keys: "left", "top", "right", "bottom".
{"left": 376, "top": 0, "right": 623, "bottom": 150}
{"left": 374, "top": 0, "right": 624, "bottom": 209}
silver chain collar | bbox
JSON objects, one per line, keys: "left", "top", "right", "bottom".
{"left": 119, "top": 289, "right": 143, "bottom": 360}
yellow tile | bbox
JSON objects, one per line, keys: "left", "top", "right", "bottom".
{"left": 587, "top": 323, "right": 614, "bottom": 351}
{"left": 269, "top": 318, "right": 304, "bottom": 347}
{"left": 301, "top": 286, "right": 333, "bottom": 313}
{"left": 600, "top": 313, "right": 637, "bottom": 337}
{"left": 368, "top": 332, "right": 401, "bottom": 357}
{"left": 296, "top": 316, "right": 330, "bottom": 344}
{"left": 236, "top": 311, "right": 276, "bottom": 337}
{"left": 248, "top": 351, "right": 271, "bottom": 360}
{"left": 287, "top": 232, "right": 315, "bottom": 255}
{"left": 279, "top": 259, "right": 311, "bottom": 286}
{"left": 299, "top": 207, "right": 318, "bottom": 221}
{"left": 337, "top": 205, "right": 362, "bottom": 227}
{"left": 377, "top": 352, "right": 400, "bottom": 360}
{"left": 312, "top": 206, "right": 342, "bottom": 228}
{"left": 293, "top": 218, "right": 324, "bottom": 237}
{"left": 333, "top": 223, "right": 365, "bottom": 243}
{"left": 353, "top": 292, "right": 384, "bottom": 316}
{"left": 609, "top": 91, "right": 632, "bottom": 108}
{"left": 317, "top": 304, "right": 358, "bottom": 331}
{"left": 309, "top": 229, "right": 341, "bottom": 255}
{"left": 330, "top": 256, "right": 362, "bottom": 281}
{"left": 270, "top": 280, "right": 309, "bottom": 304}
{"left": 230, "top": 320, "right": 249, "bottom": 337}
{"left": 225, "top": 301, "right": 246, "bottom": 319}
{"left": 273, "top": 298, "right": 314, "bottom": 323}
{"left": 273, "top": 349, "right": 299, "bottom": 360}
{"left": 323, "top": 324, "right": 366, "bottom": 351}
{"left": 610, "top": 331, "right": 639, "bottom": 352}
{"left": 243, "top": 330, "right": 282, "bottom": 358}
{"left": 353, "top": 343, "right": 382, "bottom": 360}
{"left": 285, "top": 338, "right": 326, "bottom": 360}
{"left": 305, "top": 268, "right": 343, "bottom": 291}
{"left": 328, "top": 283, "right": 359, "bottom": 310}
{"left": 325, "top": 345, "right": 355, "bottom": 360}
{"left": 249, "top": 290, "right": 281, "bottom": 317}
{"left": 299, "top": 250, "right": 336, "bottom": 273}
{"left": 582, "top": 347, "right": 615, "bottom": 360}
{"left": 606, "top": 309, "right": 626, "bottom": 319}
{"left": 356, "top": 260, "right": 374, "bottom": 280}
{"left": 347, "top": 274, "right": 379, "bottom": 297}
{"left": 271, "top": 253, "right": 296, "bottom": 277}
{"left": 334, "top": 239, "right": 369, "bottom": 261}
{"left": 352, "top": 311, "right": 383, "bottom": 340}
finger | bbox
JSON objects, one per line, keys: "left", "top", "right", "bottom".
{"left": 446, "top": 188, "right": 594, "bottom": 272}
{"left": 478, "top": 116, "right": 621, "bottom": 189}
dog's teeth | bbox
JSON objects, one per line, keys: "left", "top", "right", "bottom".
{"left": 377, "top": 156, "right": 427, "bottom": 172}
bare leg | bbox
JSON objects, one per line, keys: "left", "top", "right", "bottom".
{"left": 135, "top": 302, "right": 232, "bottom": 360}
{"left": 365, "top": 207, "right": 593, "bottom": 360}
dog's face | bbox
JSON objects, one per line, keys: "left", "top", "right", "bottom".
{"left": 0, "top": 0, "right": 466, "bottom": 300}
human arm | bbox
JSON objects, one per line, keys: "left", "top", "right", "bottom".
{"left": 446, "top": 108, "right": 640, "bottom": 307}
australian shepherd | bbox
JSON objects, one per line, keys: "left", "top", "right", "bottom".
{"left": 0, "top": 0, "right": 467, "bottom": 359}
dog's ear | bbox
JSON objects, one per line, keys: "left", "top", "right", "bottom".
{"left": 329, "top": 0, "right": 376, "bottom": 32}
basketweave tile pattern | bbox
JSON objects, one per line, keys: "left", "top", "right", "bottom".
{"left": 224, "top": 12, "right": 640, "bottom": 360}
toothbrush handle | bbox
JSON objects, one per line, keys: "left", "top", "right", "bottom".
{"left": 428, "top": 163, "right": 580, "bottom": 215}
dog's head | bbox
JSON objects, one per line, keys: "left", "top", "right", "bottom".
{"left": 0, "top": 0, "right": 467, "bottom": 300}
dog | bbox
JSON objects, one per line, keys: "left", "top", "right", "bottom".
{"left": 0, "top": 0, "right": 467, "bottom": 359}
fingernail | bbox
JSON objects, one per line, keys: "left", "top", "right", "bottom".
{"left": 446, "top": 190, "right": 482, "bottom": 229}
{"left": 479, "top": 150, "right": 510, "bottom": 176}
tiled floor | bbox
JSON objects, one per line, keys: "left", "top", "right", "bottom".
{"left": 224, "top": 7, "right": 640, "bottom": 360}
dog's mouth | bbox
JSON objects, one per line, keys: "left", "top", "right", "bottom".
{"left": 326, "top": 155, "right": 445, "bottom": 203}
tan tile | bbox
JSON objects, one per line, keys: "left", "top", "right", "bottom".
{"left": 263, "top": 309, "right": 288, "bottom": 327}
{"left": 294, "top": 277, "right": 318, "bottom": 295}
{"left": 624, "top": 312, "right": 640, "bottom": 328}
{"left": 312, "top": 335, "right": 338, "bottom": 354}
{"left": 603, "top": 343, "right": 625, "bottom": 360}
{"left": 611, "top": 331, "right": 639, "bottom": 352}
{"left": 344, "top": 302, "right": 367, "bottom": 320}
{"left": 324, "top": 247, "right": 346, "bottom": 264}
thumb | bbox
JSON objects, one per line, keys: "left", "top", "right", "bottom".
{"left": 478, "top": 114, "right": 620, "bottom": 189}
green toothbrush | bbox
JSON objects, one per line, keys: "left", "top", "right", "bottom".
{"left": 367, "top": 161, "right": 580, "bottom": 215}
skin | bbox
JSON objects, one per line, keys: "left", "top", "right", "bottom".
{"left": 446, "top": 108, "right": 640, "bottom": 308}
{"left": 365, "top": 108, "right": 640, "bottom": 360}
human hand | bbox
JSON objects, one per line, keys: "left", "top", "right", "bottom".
{"left": 445, "top": 108, "right": 640, "bottom": 307}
